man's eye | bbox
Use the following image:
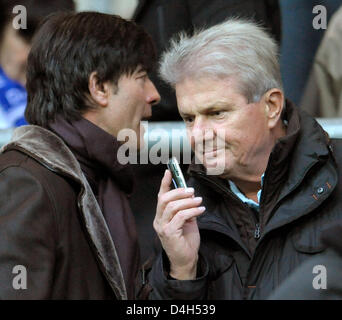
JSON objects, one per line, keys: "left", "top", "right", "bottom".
{"left": 137, "top": 74, "right": 147, "bottom": 81}
{"left": 184, "top": 117, "right": 194, "bottom": 123}
{"left": 211, "top": 111, "right": 224, "bottom": 117}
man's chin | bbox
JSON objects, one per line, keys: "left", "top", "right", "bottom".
{"left": 199, "top": 152, "right": 227, "bottom": 176}
{"left": 122, "top": 130, "right": 145, "bottom": 150}
{"left": 137, "top": 123, "right": 147, "bottom": 150}
{"left": 136, "top": 138, "right": 145, "bottom": 150}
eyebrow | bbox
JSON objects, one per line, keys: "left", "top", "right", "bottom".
{"left": 135, "top": 66, "right": 147, "bottom": 75}
{"left": 180, "top": 101, "right": 235, "bottom": 117}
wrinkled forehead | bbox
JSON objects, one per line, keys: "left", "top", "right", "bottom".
{"left": 175, "top": 77, "right": 246, "bottom": 112}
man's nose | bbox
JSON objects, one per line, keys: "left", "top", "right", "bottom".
{"left": 146, "top": 78, "right": 161, "bottom": 106}
{"left": 191, "top": 118, "right": 215, "bottom": 142}
{"left": 192, "top": 117, "right": 208, "bottom": 134}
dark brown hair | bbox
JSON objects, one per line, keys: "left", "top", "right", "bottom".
{"left": 25, "top": 11, "right": 156, "bottom": 127}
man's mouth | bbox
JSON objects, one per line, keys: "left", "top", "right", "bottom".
{"left": 141, "top": 116, "right": 151, "bottom": 121}
{"left": 192, "top": 142, "right": 218, "bottom": 155}
{"left": 141, "top": 105, "right": 152, "bottom": 121}
{"left": 200, "top": 144, "right": 219, "bottom": 154}
{"left": 203, "top": 149, "right": 218, "bottom": 157}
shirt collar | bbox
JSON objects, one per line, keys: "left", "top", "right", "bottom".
{"left": 228, "top": 174, "right": 264, "bottom": 211}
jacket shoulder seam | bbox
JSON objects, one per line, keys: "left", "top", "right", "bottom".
{"left": 0, "top": 151, "right": 30, "bottom": 173}
{"left": 22, "top": 156, "right": 62, "bottom": 245}
{"left": 1, "top": 160, "right": 60, "bottom": 247}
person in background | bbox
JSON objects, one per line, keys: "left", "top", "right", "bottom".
{"left": 0, "top": 0, "right": 75, "bottom": 129}
{"left": 301, "top": 5, "right": 342, "bottom": 118}
{"left": 0, "top": 11, "right": 160, "bottom": 299}
{"left": 143, "top": 18, "right": 342, "bottom": 300}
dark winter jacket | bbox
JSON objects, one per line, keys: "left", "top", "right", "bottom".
{"left": 146, "top": 101, "right": 342, "bottom": 299}
{"left": 0, "top": 125, "right": 129, "bottom": 299}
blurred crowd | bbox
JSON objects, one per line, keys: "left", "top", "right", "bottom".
{"left": 1, "top": 0, "right": 341, "bottom": 132}
{"left": 0, "top": 0, "right": 75, "bottom": 129}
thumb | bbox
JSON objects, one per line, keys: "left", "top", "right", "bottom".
{"left": 159, "top": 169, "right": 172, "bottom": 196}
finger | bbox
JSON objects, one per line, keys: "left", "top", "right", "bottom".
{"left": 156, "top": 170, "right": 173, "bottom": 220}
{"left": 161, "top": 196, "right": 203, "bottom": 224}
{"left": 158, "top": 170, "right": 194, "bottom": 200}
{"left": 167, "top": 206, "right": 206, "bottom": 232}
{"left": 156, "top": 170, "right": 171, "bottom": 220}
{"left": 160, "top": 186, "right": 195, "bottom": 203}
{"left": 156, "top": 170, "right": 195, "bottom": 219}
{"left": 156, "top": 187, "right": 195, "bottom": 220}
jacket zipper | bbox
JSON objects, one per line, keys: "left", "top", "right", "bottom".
{"left": 192, "top": 171, "right": 266, "bottom": 297}
{"left": 194, "top": 171, "right": 262, "bottom": 243}
{"left": 194, "top": 156, "right": 324, "bottom": 245}
{"left": 254, "top": 223, "right": 261, "bottom": 239}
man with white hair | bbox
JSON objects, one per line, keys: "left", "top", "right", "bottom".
{"left": 143, "top": 19, "right": 342, "bottom": 300}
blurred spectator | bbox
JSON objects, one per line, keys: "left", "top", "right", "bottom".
{"left": 0, "top": 0, "right": 75, "bottom": 129}
{"left": 280, "top": 0, "right": 341, "bottom": 106}
{"left": 301, "top": 5, "right": 342, "bottom": 117}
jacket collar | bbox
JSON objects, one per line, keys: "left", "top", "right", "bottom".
{"left": 1, "top": 125, "right": 127, "bottom": 300}
{"left": 273, "top": 100, "right": 331, "bottom": 203}
{"left": 261, "top": 102, "right": 337, "bottom": 233}
{"left": 48, "top": 114, "right": 134, "bottom": 195}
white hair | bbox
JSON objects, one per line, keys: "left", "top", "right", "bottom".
{"left": 159, "top": 18, "right": 283, "bottom": 103}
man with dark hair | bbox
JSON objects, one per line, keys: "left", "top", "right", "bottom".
{"left": 0, "top": 0, "right": 75, "bottom": 128}
{"left": 0, "top": 11, "right": 160, "bottom": 299}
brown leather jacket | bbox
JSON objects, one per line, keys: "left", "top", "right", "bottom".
{"left": 0, "top": 126, "right": 127, "bottom": 299}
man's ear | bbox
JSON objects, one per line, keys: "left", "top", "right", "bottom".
{"left": 88, "top": 72, "right": 111, "bottom": 107}
{"left": 263, "top": 88, "right": 284, "bottom": 129}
